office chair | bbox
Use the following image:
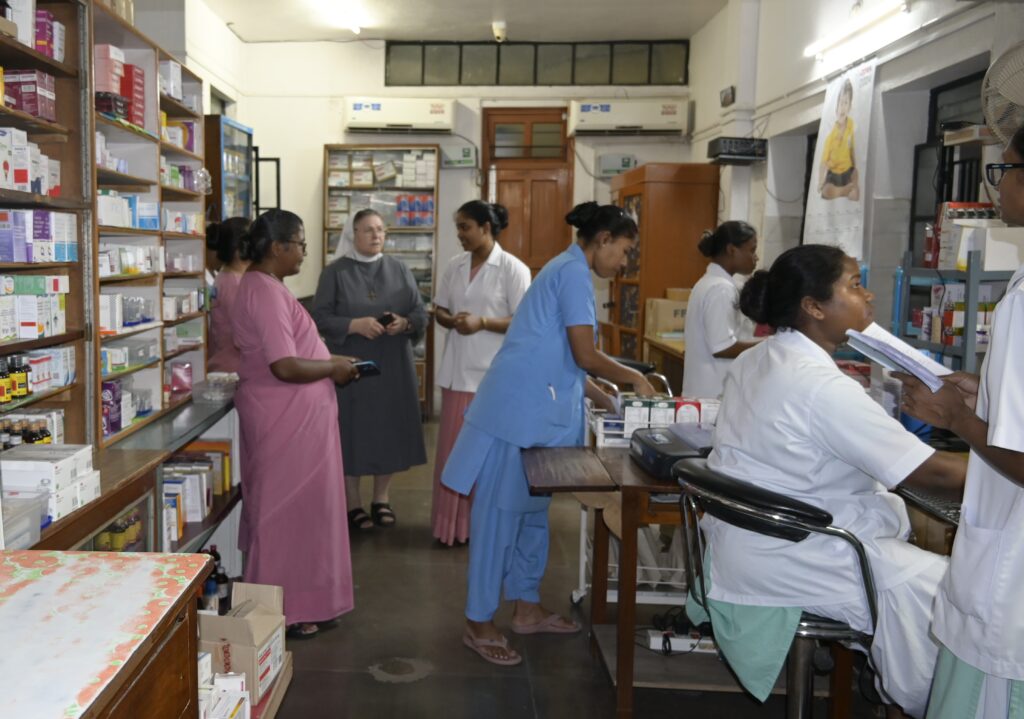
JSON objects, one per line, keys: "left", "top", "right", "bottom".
{"left": 674, "top": 457, "right": 878, "bottom": 719}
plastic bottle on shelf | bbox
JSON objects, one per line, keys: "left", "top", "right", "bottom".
{"left": 0, "top": 357, "right": 12, "bottom": 404}
{"left": 9, "top": 421, "right": 23, "bottom": 448}
{"left": 37, "top": 420, "right": 51, "bottom": 444}
{"left": 10, "top": 357, "right": 27, "bottom": 398}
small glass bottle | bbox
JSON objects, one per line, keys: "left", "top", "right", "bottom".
{"left": 0, "top": 357, "right": 11, "bottom": 404}
{"left": 37, "top": 420, "right": 51, "bottom": 444}
{"left": 9, "top": 421, "right": 24, "bottom": 448}
{"left": 10, "top": 357, "right": 26, "bottom": 398}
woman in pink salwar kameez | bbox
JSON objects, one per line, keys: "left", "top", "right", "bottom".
{"left": 231, "top": 209, "right": 360, "bottom": 638}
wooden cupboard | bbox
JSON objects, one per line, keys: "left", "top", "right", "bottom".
{"left": 601, "top": 163, "right": 719, "bottom": 360}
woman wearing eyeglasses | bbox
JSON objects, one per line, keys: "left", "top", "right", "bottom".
{"left": 232, "top": 209, "right": 359, "bottom": 639}
{"left": 898, "top": 124, "right": 1024, "bottom": 719}
{"left": 312, "top": 208, "right": 428, "bottom": 531}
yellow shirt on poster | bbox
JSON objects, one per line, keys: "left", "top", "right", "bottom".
{"left": 823, "top": 119, "right": 855, "bottom": 174}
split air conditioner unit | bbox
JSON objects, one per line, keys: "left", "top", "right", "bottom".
{"left": 344, "top": 97, "right": 454, "bottom": 134}
{"left": 567, "top": 98, "right": 688, "bottom": 137}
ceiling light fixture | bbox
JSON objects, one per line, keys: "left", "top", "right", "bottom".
{"left": 803, "top": 0, "right": 910, "bottom": 60}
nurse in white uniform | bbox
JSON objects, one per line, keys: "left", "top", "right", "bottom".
{"left": 682, "top": 221, "right": 760, "bottom": 398}
{"left": 898, "top": 124, "right": 1024, "bottom": 719}
{"left": 705, "top": 244, "right": 966, "bottom": 717}
{"left": 432, "top": 200, "right": 531, "bottom": 546}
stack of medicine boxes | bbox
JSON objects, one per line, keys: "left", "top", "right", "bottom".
{"left": 1, "top": 445, "right": 100, "bottom": 525}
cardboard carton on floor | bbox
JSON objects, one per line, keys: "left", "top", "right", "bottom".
{"left": 199, "top": 583, "right": 286, "bottom": 706}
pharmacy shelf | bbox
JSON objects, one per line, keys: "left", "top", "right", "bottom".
{"left": 158, "top": 92, "right": 201, "bottom": 120}
{"left": 160, "top": 185, "right": 202, "bottom": 201}
{"left": 160, "top": 142, "right": 203, "bottom": 163}
{"left": 0, "top": 188, "right": 85, "bottom": 209}
{"left": 170, "top": 485, "right": 242, "bottom": 554}
{"left": 161, "top": 231, "right": 204, "bottom": 240}
{"left": 97, "top": 167, "right": 157, "bottom": 190}
{"left": 0, "top": 383, "right": 76, "bottom": 416}
{"left": 0, "top": 32, "right": 78, "bottom": 78}
{"left": 99, "top": 321, "right": 164, "bottom": 342}
{"left": 0, "top": 330, "right": 84, "bottom": 355}
{"left": 0, "top": 262, "right": 77, "bottom": 271}
{"left": 163, "top": 344, "right": 203, "bottom": 362}
{"left": 95, "top": 113, "right": 159, "bottom": 144}
{"left": 97, "top": 226, "right": 160, "bottom": 237}
{"left": 163, "top": 312, "right": 204, "bottom": 327}
{"left": 167, "top": 393, "right": 193, "bottom": 412}
{"left": 102, "top": 409, "right": 166, "bottom": 447}
{"left": 0, "top": 103, "right": 71, "bottom": 138}
{"left": 162, "top": 271, "right": 203, "bottom": 279}
{"left": 99, "top": 272, "right": 160, "bottom": 285}
{"left": 101, "top": 358, "right": 161, "bottom": 382}
{"left": 905, "top": 266, "right": 1015, "bottom": 283}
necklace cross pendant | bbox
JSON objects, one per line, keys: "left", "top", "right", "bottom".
{"left": 368, "top": 290, "right": 376, "bottom": 301}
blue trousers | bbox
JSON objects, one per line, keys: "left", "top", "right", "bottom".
{"left": 456, "top": 429, "right": 552, "bottom": 622}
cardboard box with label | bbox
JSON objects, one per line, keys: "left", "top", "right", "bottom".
{"left": 644, "top": 298, "right": 688, "bottom": 337}
{"left": 199, "top": 583, "right": 286, "bottom": 705}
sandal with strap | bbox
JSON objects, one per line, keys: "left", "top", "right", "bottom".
{"left": 348, "top": 507, "right": 373, "bottom": 531}
{"left": 371, "top": 502, "right": 396, "bottom": 528}
{"left": 462, "top": 631, "right": 522, "bottom": 666}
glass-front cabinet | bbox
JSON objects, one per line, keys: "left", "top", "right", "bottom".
{"left": 205, "top": 116, "right": 254, "bottom": 221}
{"left": 71, "top": 492, "right": 155, "bottom": 553}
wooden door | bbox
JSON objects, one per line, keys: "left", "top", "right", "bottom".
{"left": 482, "top": 108, "right": 574, "bottom": 273}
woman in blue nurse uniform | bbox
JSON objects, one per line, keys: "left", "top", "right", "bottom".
{"left": 443, "top": 201, "right": 656, "bottom": 666}
{"left": 898, "top": 124, "right": 1024, "bottom": 719}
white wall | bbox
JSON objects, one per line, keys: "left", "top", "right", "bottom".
{"left": 230, "top": 39, "right": 693, "bottom": 297}
{"left": 684, "top": 0, "right": 1024, "bottom": 328}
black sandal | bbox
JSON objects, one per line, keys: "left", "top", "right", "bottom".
{"left": 286, "top": 623, "right": 320, "bottom": 640}
{"left": 371, "top": 502, "right": 396, "bottom": 527}
{"left": 347, "top": 507, "right": 373, "bottom": 531}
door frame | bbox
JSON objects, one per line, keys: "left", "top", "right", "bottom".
{"left": 481, "top": 107, "right": 575, "bottom": 199}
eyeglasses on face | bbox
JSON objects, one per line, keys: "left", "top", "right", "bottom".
{"left": 985, "top": 162, "right": 1024, "bottom": 187}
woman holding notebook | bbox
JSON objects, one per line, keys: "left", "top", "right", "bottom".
{"left": 897, "top": 124, "right": 1024, "bottom": 719}
{"left": 700, "top": 244, "right": 966, "bottom": 717}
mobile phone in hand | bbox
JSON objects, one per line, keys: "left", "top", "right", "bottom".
{"left": 353, "top": 360, "right": 381, "bottom": 377}
{"left": 377, "top": 312, "right": 395, "bottom": 327}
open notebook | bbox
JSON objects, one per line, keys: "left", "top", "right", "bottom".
{"left": 846, "top": 322, "right": 952, "bottom": 392}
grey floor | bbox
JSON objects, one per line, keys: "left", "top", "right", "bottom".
{"left": 277, "top": 423, "right": 877, "bottom": 719}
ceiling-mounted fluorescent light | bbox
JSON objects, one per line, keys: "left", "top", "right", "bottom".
{"left": 803, "top": 0, "right": 910, "bottom": 59}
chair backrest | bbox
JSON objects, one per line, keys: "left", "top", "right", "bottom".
{"left": 672, "top": 457, "right": 833, "bottom": 543}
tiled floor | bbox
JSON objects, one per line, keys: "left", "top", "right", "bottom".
{"left": 277, "top": 423, "right": 874, "bottom": 718}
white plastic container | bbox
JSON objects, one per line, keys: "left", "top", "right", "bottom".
{"left": 1, "top": 490, "right": 47, "bottom": 549}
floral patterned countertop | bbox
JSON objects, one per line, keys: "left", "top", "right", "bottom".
{"left": 0, "top": 550, "right": 211, "bottom": 718}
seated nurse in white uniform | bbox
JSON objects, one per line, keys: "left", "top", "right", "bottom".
{"left": 704, "top": 244, "right": 966, "bottom": 718}
{"left": 897, "top": 123, "right": 1024, "bottom": 719}
{"left": 682, "top": 221, "right": 760, "bottom": 398}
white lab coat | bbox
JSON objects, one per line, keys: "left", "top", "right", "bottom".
{"left": 682, "top": 262, "right": 752, "bottom": 398}
{"left": 932, "top": 265, "right": 1024, "bottom": 681}
{"left": 704, "top": 329, "right": 947, "bottom": 717}
{"left": 434, "top": 243, "right": 531, "bottom": 393}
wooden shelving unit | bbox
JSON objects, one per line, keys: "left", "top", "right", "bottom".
{"left": 602, "top": 164, "right": 720, "bottom": 360}
{"left": 91, "top": 1, "right": 207, "bottom": 449}
{"left": 0, "top": 0, "right": 90, "bottom": 444}
{"left": 322, "top": 143, "right": 439, "bottom": 417}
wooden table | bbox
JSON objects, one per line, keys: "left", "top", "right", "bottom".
{"left": 0, "top": 550, "right": 212, "bottom": 718}
{"left": 524, "top": 446, "right": 683, "bottom": 717}
{"left": 524, "top": 446, "right": 852, "bottom": 718}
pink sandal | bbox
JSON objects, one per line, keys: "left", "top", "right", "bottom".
{"left": 511, "top": 613, "right": 581, "bottom": 635}
{"left": 462, "top": 631, "right": 523, "bottom": 666}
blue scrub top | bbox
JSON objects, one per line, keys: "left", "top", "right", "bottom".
{"left": 464, "top": 242, "right": 596, "bottom": 449}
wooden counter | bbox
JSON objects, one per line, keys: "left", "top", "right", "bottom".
{"left": 0, "top": 550, "right": 212, "bottom": 718}
{"left": 33, "top": 449, "right": 167, "bottom": 551}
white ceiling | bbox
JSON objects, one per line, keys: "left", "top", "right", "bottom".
{"left": 203, "top": 0, "right": 727, "bottom": 43}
